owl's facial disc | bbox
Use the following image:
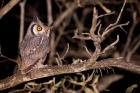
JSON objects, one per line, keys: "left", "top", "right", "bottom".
{"left": 31, "top": 17, "right": 50, "bottom": 36}
{"left": 32, "top": 24, "right": 45, "bottom": 35}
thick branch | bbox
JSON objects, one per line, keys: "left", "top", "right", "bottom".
{"left": 0, "top": 0, "right": 21, "bottom": 19}
{"left": 0, "top": 58, "right": 140, "bottom": 90}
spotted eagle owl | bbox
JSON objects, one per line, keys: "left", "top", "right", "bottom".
{"left": 19, "top": 17, "right": 50, "bottom": 74}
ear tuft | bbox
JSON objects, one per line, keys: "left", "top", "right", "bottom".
{"left": 33, "top": 16, "right": 39, "bottom": 22}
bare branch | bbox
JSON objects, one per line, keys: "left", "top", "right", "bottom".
{"left": 73, "top": 35, "right": 91, "bottom": 40}
{"left": 46, "top": 0, "right": 53, "bottom": 25}
{"left": 0, "top": 45, "right": 17, "bottom": 63}
{"left": 122, "top": 12, "right": 138, "bottom": 57}
{"left": 1, "top": 58, "right": 140, "bottom": 90}
{"left": 98, "top": 11, "right": 115, "bottom": 19}
{"left": 126, "top": 39, "right": 140, "bottom": 62}
{"left": 0, "top": 0, "right": 21, "bottom": 19}
{"left": 19, "top": 1, "right": 26, "bottom": 45}
{"left": 52, "top": 4, "right": 77, "bottom": 29}
{"left": 97, "top": 23, "right": 102, "bottom": 36}
{"left": 73, "top": 30, "right": 91, "bottom": 40}
{"left": 97, "top": 75, "right": 123, "bottom": 92}
{"left": 102, "top": 35, "right": 119, "bottom": 54}
{"left": 98, "top": 1, "right": 111, "bottom": 13}
{"left": 90, "top": 7, "right": 98, "bottom": 36}
{"left": 102, "top": 0, "right": 127, "bottom": 39}
{"left": 102, "top": 22, "right": 129, "bottom": 39}
{"left": 56, "top": 52, "right": 63, "bottom": 66}
{"left": 84, "top": 46, "right": 92, "bottom": 57}
{"left": 61, "top": 43, "right": 69, "bottom": 59}
{"left": 114, "top": 0, "right": 126, "bottom": 25}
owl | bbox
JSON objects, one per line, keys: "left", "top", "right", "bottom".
{"left": 19, "top": 17, "right": 50, "bottom": 74}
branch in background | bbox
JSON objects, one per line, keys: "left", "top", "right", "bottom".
{"left": 102, "top": 0, "right": 127, "bottom": 39}
{"left": 0, "top": 0, "right": 21, "bottom": 19}
{"left": 52, "top": 4, "right": 77, "bottom": 29}
{"left": 77, "top": 0, "right": 136, "bottom": 6}
{"left": 97, "top": 74, "right": 123, "bottom": 92}
{"left": 98, "top": 0, "right": 111, "bottom": 13}
{"left": 48, "top": 3, "right": 77, "bottom": 64}
{"left": 121, "top": 11, "right": 140, "bottom": 62}
{"left": 126, "top": 38, "right": 140, "bottom": 61}
{"left": 0, "top": 45, "right": 17, "bottom": 63}
{"left": 0, "top": 0, "right": 137, "bottom": 20}
{"left": 46, "top": 0, "right": 53, "bottom": 25}
{"left": 102, "top": 35, "right": 119, "bottom": 54}
{"left": 73, "top": 1, "right": 127, "bottom": 61}
{"left": 19, "top": 0, "right": 26, "bottom": 45}
{"left": 122, "top": 12, "right": 138, "bottom": 58}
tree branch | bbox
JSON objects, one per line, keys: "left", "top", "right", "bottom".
{"left": 0, "top": 58, "right": 140, "bottom": 90}
{"left": 46, "top": 0, "right": 53, "bottom": 25}
{"left": 52, "top": 4, "right": 77, "bottom": 29}
{"left": 0, "top": 0, "right": 21, "bottom": 19}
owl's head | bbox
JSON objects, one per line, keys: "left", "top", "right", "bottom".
{"left": 29, "top": 17, "right": 50, "bottom": 37}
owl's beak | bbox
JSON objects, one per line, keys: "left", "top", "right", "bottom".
{"left": 45, "top": 26, "right": 50, "bottom": 37}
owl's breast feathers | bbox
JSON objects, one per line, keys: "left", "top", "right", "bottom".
{"left": 19, "top": 35, "right": 49, "bottom": 72}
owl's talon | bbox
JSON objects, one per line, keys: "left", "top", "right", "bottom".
{"left": 35, "top": 62, "right": 45, "bottom": 68}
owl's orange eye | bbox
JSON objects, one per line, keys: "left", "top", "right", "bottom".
{"left": 36, "top": 25, "right": 42, "bottom": 31}
{"left": 45, "top": 27, "right": 49, "bottom": 32}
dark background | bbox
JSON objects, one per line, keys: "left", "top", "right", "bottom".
{"left": 0, "top": 0, "right": 140, "bottom": 93}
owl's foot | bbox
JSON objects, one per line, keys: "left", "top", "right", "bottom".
{"left": 35, "top": 62, "right": 47, "bottom": 69}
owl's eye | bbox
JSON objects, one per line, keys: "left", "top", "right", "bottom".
{"left": 31, "top": 24, "right": 44, "bottom": 35}
{"left": 36, "top": 25, "right": 42, "bottom": 32}
{"left": 45, "top": 27, "right": 49, "bottom": 32}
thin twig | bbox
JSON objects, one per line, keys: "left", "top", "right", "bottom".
{"left": 98, "top": 11, "right": 115, "bottom": 19}
{"left": 61, "top": 43, "right": 69, "bottom": 59}
{"left": 84, "top": 46, "right": 92, "bottom": 57}
{"left": 52, "top": 4, "right": 77, "bottom": 29}
{"left": 102, "top": 22, "right": 129, "bottom": 39}
{"left": 102, "top": 0, "right": 127, "bottom": 38}
{"left": 102, "top": 35, "right": 119, "bottom": 54}
{"left": 97, "top": 75, "right": 123, "bottom": 92}
{"left": 130, "top": 35, "right": 140, "bottom": 50}
{"left": 56, "top": 52, "right": 63, "bottom": 66}
{"left": 98, "top": 1, "right": 111, "bottom": 13}
{"left": 73, "top": 35, "right": 91, "bottom": 40}
{"left": 97, "top": 23, "right": 102, "bottom": 36}
{"left": 126, "top": 39, "right": 140, "bottom": 62}
{"left": 122, "top": 12, "right": 138, "bottom": 56}
{"left": 0, "top": 45, "right": 17, "bottom": 63}
{"left": 79, "top": 0, "right": 136, "bottom": 6}
{"left": 90, "top": 7, "right": 98, "bottom": 35}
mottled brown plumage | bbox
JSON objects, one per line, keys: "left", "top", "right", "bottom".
{"left": 19, "top": 17, "right": 50, "bottom": 74}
